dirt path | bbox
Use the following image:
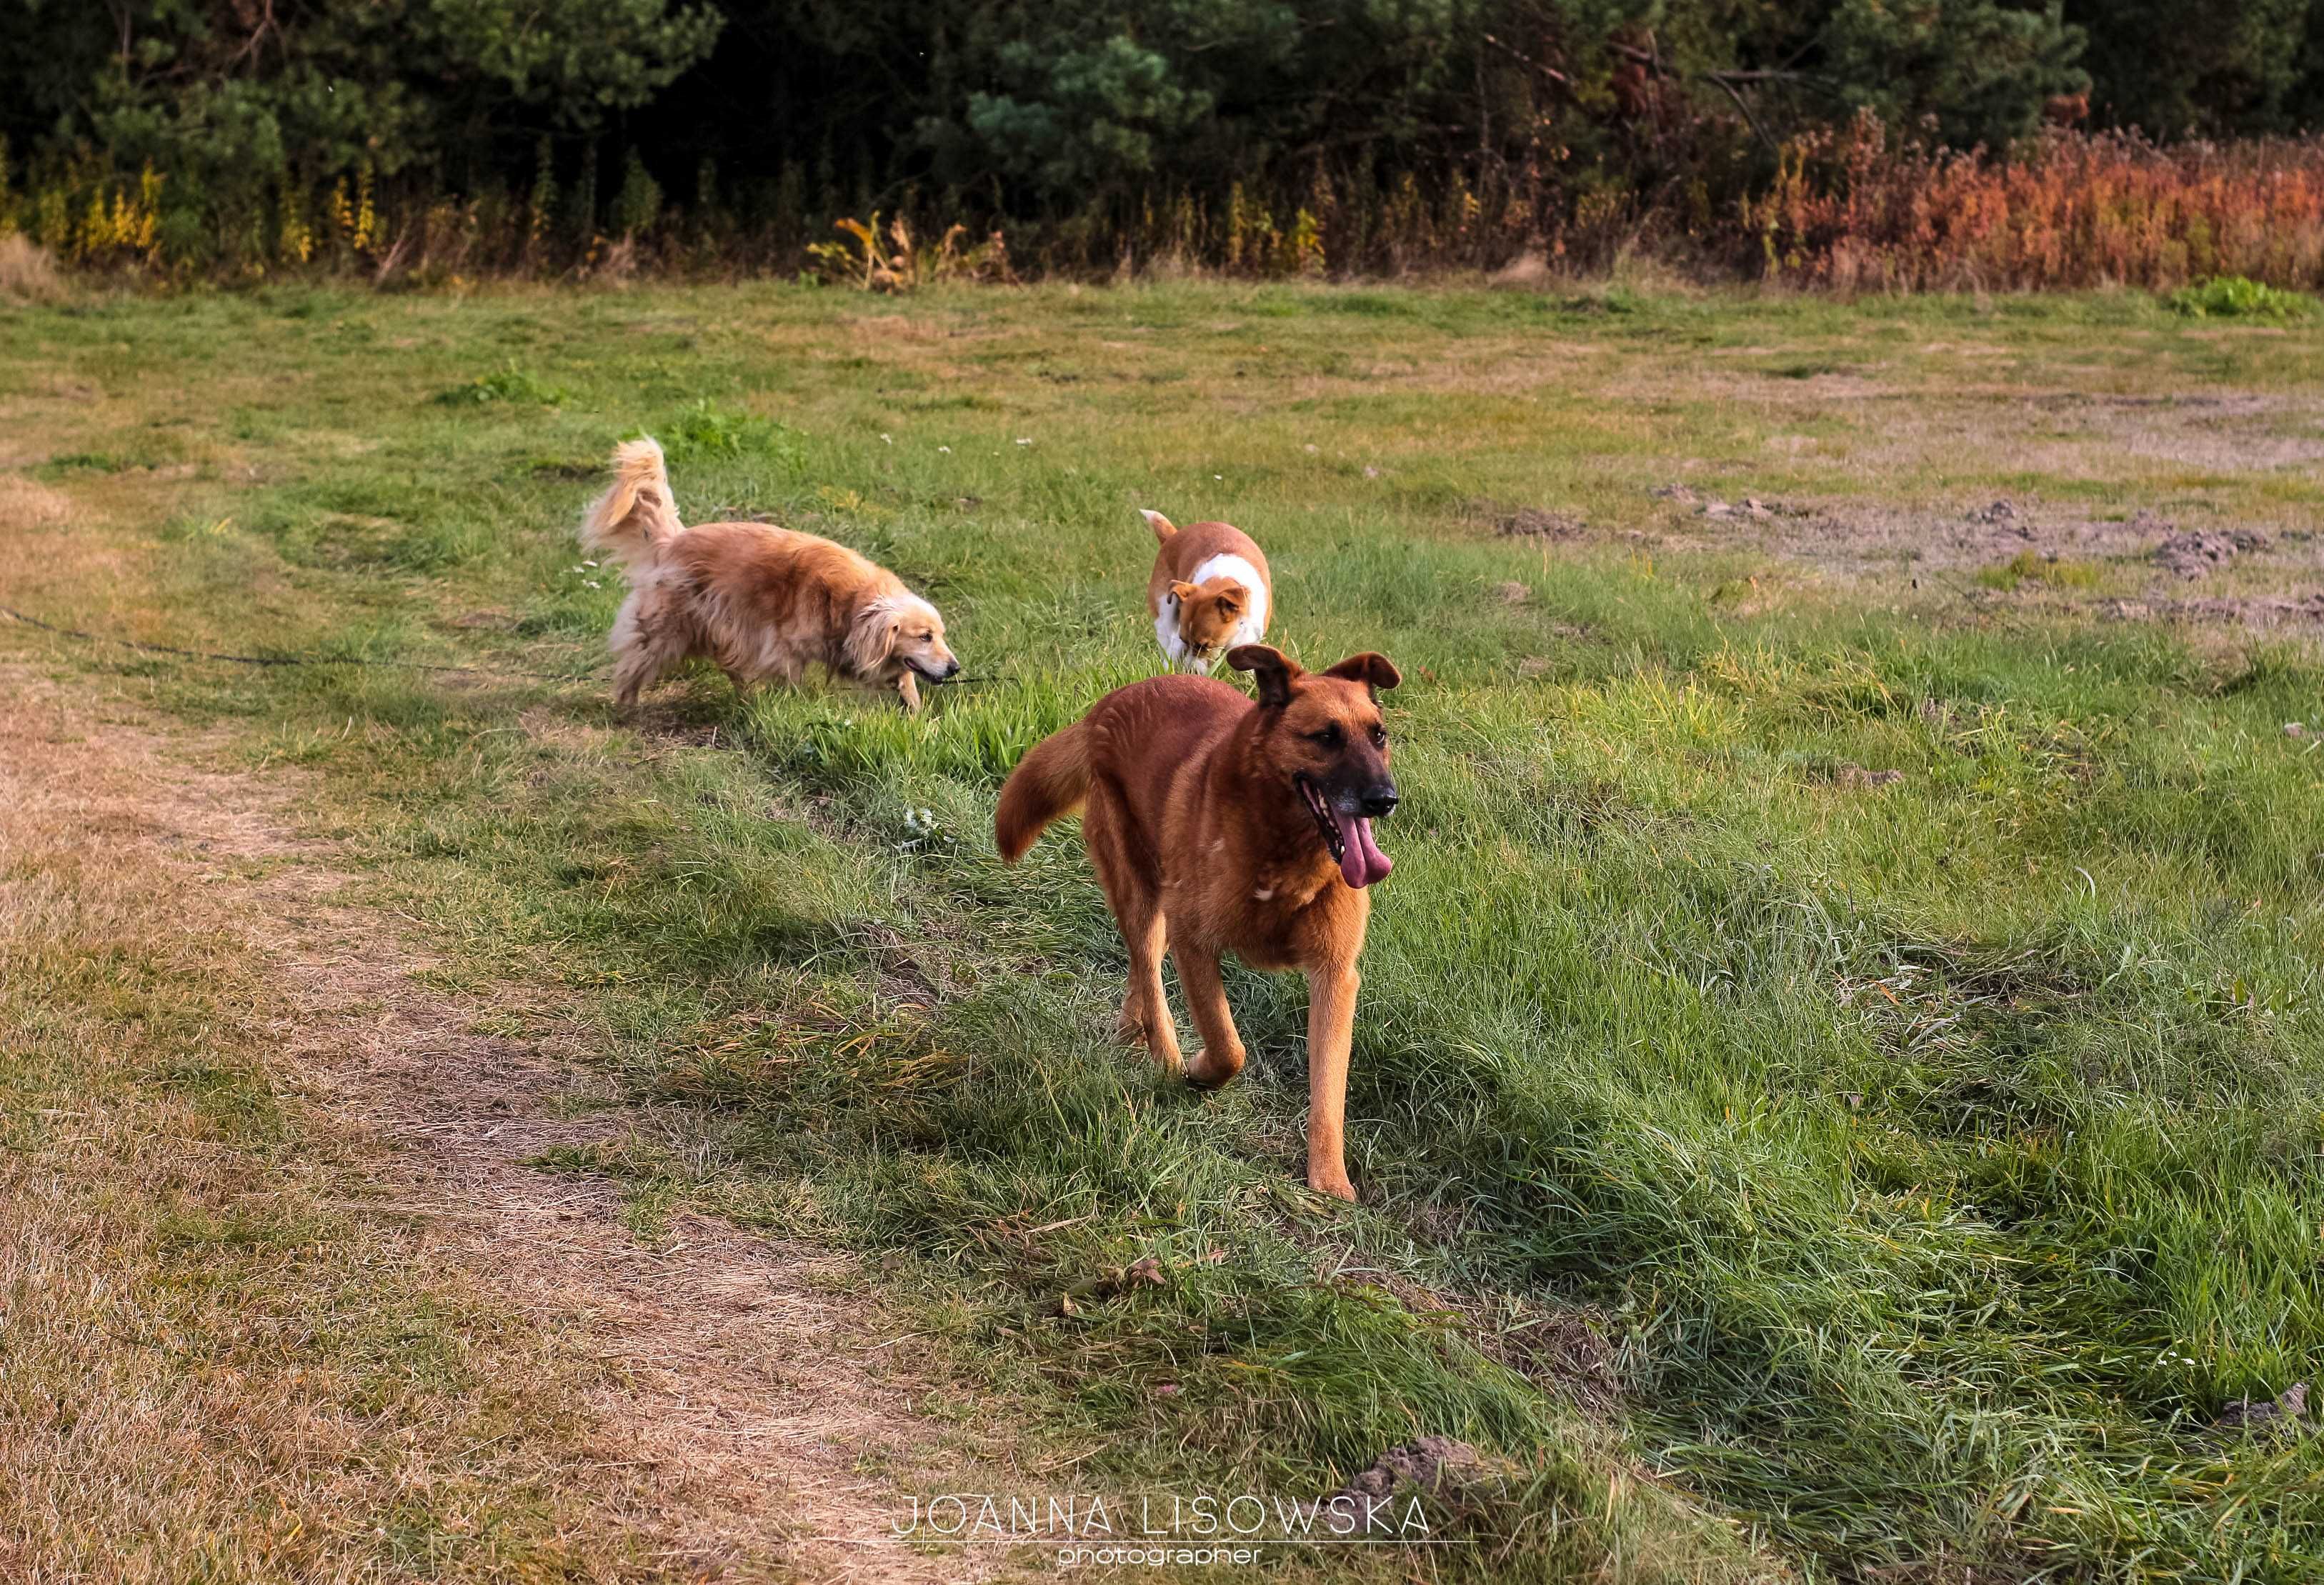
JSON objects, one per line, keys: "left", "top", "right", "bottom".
{"left": 0, "top": 661, "right": 1019, "bottom": 1582}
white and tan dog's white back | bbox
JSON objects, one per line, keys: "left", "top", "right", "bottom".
{"left": 582, "top": 438, "right": 959, "bottom": 712}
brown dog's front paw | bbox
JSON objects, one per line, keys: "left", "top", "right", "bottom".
{"left": 1183, "top": 1045, "right": 1245, "bottom": 1090}
{"left": 1305, "top": 1164, "right": 1357, "bottom": 1202}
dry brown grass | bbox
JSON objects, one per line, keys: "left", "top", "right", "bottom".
{"left": 0, "top": 473, "right": 74, "bottom": 527}
{"left": 0, "top": 674, "right": 634, "bottom": 1580}
{"left": 0, "top": 665, "right": 1015, "bottom": 1582}
{"left": 0, "top": 233, "right": 66, "bottom": 303}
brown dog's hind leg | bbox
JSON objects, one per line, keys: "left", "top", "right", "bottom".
{"left": 1176, "top": 945, "right": 1248, "bottom": 1091}
{"left": 1083, "top": 794, "right": 1180, "bottom": 1072}
{"left": 1301, "top": 963, "right": 1360, "bottom": 1201}
{"left": 1116, "top": 906, "right": 1174, "bottom": 1056}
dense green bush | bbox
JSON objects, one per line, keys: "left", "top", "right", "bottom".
{"left": 2166, "top": 274, "right": 2320, "bottom": 321}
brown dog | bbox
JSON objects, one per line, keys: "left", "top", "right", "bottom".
{"left": 995, "top": 644, "right": 1400, "bottom": 1199}
{"left": 1141, "top": 510, "right": 1271, "bottom": 673}
{"left": 582, "top": 438, "right": 959, "bottom": 711}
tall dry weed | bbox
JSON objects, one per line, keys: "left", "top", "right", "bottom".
{"left": 1748, "top": 116, "right": 2324, "bottom": 291}
{"left": 0, "top": 233, "right": 66, "bottom": 301}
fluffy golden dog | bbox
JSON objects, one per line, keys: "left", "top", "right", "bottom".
{"left": 581, "top": 438, "right": 958, "bottom": 711}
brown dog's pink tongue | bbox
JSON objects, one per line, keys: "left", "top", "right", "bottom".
{"left": 1334, "top": 812, "right": 1393, "bottom": 888}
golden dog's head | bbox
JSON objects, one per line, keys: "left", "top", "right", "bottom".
{"left": 846, "top": 594, "right": 959, "bottom": 688}
{"left": 1227, "top": 644, "right": 1400, "bottom": 889}
{"left": 1167, "top": 577, "right": 1251, "bottom": 671}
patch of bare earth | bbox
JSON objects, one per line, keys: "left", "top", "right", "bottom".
{"left": 1477, "top": 476, "right": 2323, "bottom": 636}
{"left": 0, "top": 662, "right": 1020, "bottom": 1581}
{"left": 1753, "top": 499, "right": 2324, "bottom": 630}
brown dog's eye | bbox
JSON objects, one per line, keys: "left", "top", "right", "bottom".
{"left": 1307, "top": 726, "right": 1344, "bottom": 749}
{"left": 1370, "top": 724, "right": 1387, "bottom": 749}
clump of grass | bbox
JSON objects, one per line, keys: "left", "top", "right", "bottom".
{"left": 39, "top": 450, "right": 131, "bottom": 474}
{"left": 645, "top": 398, "right": 803, "bottom": 465}
{"left": 1975, "top": 549, "right": 2105, "bottom": 591}
{"left": 1557, "top": 281, "right": 1646, "bottom": 315}
{"left": 432, "top": 362, "right": 569, "bottom": 406}
{"left": 2165, "top": 275, "right": 2318, "bottom": 322}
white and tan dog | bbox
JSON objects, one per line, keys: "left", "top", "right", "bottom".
{"left": 582, "top": 438, "right": 958, "bottom": 711}
{"left": 1141, "top": 509, "right": 1271, "bottom": 673}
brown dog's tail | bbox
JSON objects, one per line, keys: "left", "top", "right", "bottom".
{"left": 1138, "top": 508, "right": 1177, "bottom": 544}
{"left": 995, "top": 720, "right": 1093, "bottom": 861}
{"left": 582, "top": 437, "right": 684, "bottom": 571}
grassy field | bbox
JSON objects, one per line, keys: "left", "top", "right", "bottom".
{"left": 4, "top": 277, "right": 2323, "bottom": 1582}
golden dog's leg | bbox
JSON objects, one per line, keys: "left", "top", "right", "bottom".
{"left": 898, "top": 672, "right": 922, "bottom": 713}
{"left": 1302, "top": 963, "right": 1360, "bottom": 1201}
{"left": 1176, "top": 946, "right": 1247, "bottom": 1091}
{"left": 612, "top": 663, "right": 650, "bottom": 711}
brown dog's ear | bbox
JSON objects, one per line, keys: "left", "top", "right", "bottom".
{"left": 1322, "top": 652, "right": 1401, "bottom": 693}
{"left": 1228, "top": 644, "right": 1302, "bottom": 708}
{"left": 1212, "top": 584, "right": 1247, "bottom": 616}
{"left": 1169, "top": 580, "right": 1200, "bottom": 604}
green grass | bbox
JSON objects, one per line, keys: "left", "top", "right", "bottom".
{"left": 5, "top": 277, "right": 2323, "bottom": 1582}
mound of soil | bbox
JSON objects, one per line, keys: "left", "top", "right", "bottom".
{"left": 1327, "top": 1436, "right": 1487, "bottom": 1508}
{"left": 1491, "top": 504, "right": 1587, "bottom": 539}
{"left": 2155, "top": 528, "right": 2270, "bottom": 579}
{"left": 2215, "top": 1382, "right": 2308, "bottom": 1431}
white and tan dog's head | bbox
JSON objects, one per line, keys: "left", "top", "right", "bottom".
{"left": 845, "top": 593, "right": 959, "bottom": 689}
{"left": 1166, "top": 577, "right": 1251, "bottom": 670}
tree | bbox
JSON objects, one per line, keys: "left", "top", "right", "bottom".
{"left": 2068, "top": 0, "right": 2313, "bottom": 135}
{"left": 1, "top": 0, "right": 720, "bottom": 250}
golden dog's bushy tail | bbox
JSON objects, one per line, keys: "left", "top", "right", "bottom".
{"left": 995, "top": 720, "right": 1092, "bottom": 861}
{"left": 582, "top": 437, "right": 683, "bottom": 569}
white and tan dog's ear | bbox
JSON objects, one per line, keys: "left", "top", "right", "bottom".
{"left": 844, "top": 596, "right": 903, "bottom": 676}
